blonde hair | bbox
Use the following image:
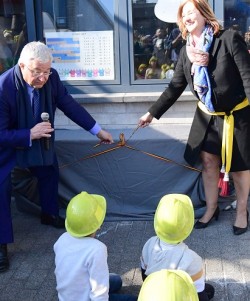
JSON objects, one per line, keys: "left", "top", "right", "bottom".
{"left": 18, "top": 41, "right": 53, "bottom": 65}
{"left": 149, "top": 56, "right": 157, "bottom": 64}
{"left": 177, "top": 0, "right": 222, "bottom": 39}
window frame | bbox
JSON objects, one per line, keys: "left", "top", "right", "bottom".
{"left": 27, "top": 0, "right": 226, "bottom": 94}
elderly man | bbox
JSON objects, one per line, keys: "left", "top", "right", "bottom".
{"left": 0, "top": 41, "right": 113, "bottom": 272}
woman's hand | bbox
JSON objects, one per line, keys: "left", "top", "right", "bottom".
{"left": 193, "top": 49, "right": 209, "bottom": 66}
{"left": 138, "top": 112, "right": 154, "bottom": 128}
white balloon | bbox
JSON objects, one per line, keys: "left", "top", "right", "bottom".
{"left": 154, "top": 0, "right": 182, "bottom": 23}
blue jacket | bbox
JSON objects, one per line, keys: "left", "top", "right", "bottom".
{"left": 0, "top": 66, "right": 97, "bottom": 184}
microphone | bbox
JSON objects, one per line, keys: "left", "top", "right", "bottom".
{"left": 41, "top": 112, "right": 50, "bottom": 150}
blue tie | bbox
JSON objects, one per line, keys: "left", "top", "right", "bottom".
{"left": 32, "top": 89, "right": 40, "bottom": 121}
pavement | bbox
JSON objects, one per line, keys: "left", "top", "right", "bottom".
{"left": 0, "top": 196, "right": 250, "bottom": 301}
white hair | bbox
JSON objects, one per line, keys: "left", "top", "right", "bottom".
{"left": 18, "top": 41, "right": 53, "bottom": 65}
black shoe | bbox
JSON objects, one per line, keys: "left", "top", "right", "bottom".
{"left": 233, "top": 210, "right": 249, "bottom": 236}
{"left": 41, "top": 213, "right": 65, "bottom": 229}
{"left": 205, "top": 283, "right": 215, "bottom": 300}
{"left": 194, "top": 206, "right": 220, "bottom": 229}
{"left": 0, "top": 244, "right": 9, "bottom": 273}
{"left": 198, "top": 283, "right": 215, "bottom": 300}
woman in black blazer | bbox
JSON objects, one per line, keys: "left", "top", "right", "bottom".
{"left": 139, "top": 0, "right": 250, "bottom": 235}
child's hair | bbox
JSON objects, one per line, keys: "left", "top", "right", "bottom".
{"left": 154, "top": 194, "right": 194, "bottom": 244}
{"left": 149, "top": 56, "right": 157, "bottom": 64}
{"left": 138, "top": 269, "right": 199, "bottom": 301}
{"left": 138, "top": 64, "right": 147, "bottom": 73}
{"left": 161, "top": 64, "right": 168, "bottom": 71}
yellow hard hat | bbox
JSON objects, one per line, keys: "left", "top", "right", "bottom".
{"left": 138, "top": 269, "right": 199, "bottom": 301}
{"left": 65, "top": 191, "right": 106, "bottom": 237}
{"left": 154, "top": 194, "right": 194, "bottom": 244}
{"left": 149, "top": 56, "right": 157, "bottom": 64}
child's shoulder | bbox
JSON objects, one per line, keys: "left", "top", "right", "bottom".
{"left": 182, "top": 244, "right": 202, "bottom": 261}
{"left": 142, "top": 235, "right": 158, "bottom": 247}
{"left": 54, "top": 232, "right": 106, "bottom": 249}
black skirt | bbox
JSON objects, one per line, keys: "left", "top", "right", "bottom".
{"left": 185, "top": 106, "right": 250, "bottom": 172}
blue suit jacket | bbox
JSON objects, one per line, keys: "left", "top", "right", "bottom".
{"left": 0, "top": 66, "right": 97, "bottom": 184}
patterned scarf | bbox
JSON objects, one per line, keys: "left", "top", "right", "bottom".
{"left": 186, "top": 25, "right": 214, "bottom": 112}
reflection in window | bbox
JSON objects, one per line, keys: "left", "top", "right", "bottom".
{"left": 224, "top": 0, "right": 250, "bottom": 52}
{"left": 132, "top": 0, "right": 185, "bottom": 81}
{"left": 0, "top": 0, "right": 27, "bottom": 74}
{"left": 43, "top": 0, "right": 114, "bottom": 33}
{"left": 42, "top": 0, "right": 115, "bottom": 81}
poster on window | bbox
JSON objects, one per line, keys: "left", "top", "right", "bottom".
{"left": 45, "top": 31, "right": 114, "bottom": 80}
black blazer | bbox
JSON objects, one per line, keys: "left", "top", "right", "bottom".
{"left": 149, "top": 30, "right": 250, "bottom": 168}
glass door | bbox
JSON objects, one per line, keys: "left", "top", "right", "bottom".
{"left": 224, "top": 0, "right": 250, "bottom": 52}
{"left": 131, "top": 0, "right": 185, "bottom": 82}
{"left": 0, "top": 0, "right": 27, "bottom": 74}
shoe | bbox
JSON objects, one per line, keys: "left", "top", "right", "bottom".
{"left": 233, "top": 210, "right": 249, "bottom": 235}
{"left": 41, "top": 213, "right": 65, "bottom": 229}
{"left": 205, "top": 283, "right": 215, "bottom": 300}
{"left": 194, "top": 206, "right": 220, "bottom": 229}
{"left": 0, "top": 244, "right": 9, "bottom": 273}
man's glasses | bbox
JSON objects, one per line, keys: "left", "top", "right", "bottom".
{"left": 26, "top": 65, "right": 52, "bottom": 78}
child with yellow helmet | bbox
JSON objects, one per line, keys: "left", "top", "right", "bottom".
{"left": 54, "top": 191, "right": 137, "bottom": 301}
{"left": 140, "top": 194, "right": 214, "bottom": 301}
{"left": 138, "top": 269, "right": 199, "bottom": 301}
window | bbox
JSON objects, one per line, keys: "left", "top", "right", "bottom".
{"left": 224, "top": 0, "right": 250, "bottom": 52}
{"left": 0, "top": 0, "right": 27, "bottom": 74}
{"left": 131, "top": 0, "right": 185, "bottom": 82}
{"left": 42, "top": 0, "right": 118, "bottom": 82}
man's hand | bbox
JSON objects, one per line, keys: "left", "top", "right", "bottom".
{"left": 138, "top": 112, "right": 154, "bottom": 128}
{"left": 96, "top": 129, "right": 114, "bottom": 144}
{"left": 30, "top": 121, "right": 54, "bottom": 140}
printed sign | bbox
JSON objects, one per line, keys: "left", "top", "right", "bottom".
{"left": 45, "top": 31, "right": 114, "bottom": 80}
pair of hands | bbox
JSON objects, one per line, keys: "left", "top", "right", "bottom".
{"left": 30, "top": 122, "right": 114, "bottom": 143}
{"left": 30, "top": 114, "right": 154, "bottom": 144}
{"left": 97, "top": 112, "right": 154, "bottom": 143}
{"left": 30, "top": 122, "right": 116, "bottom": 144}
{"left": 97, "top": 112, "right": 153, "bottom": 145}
{"left": 30, "top": 122, "right": 115, "bottom": 146}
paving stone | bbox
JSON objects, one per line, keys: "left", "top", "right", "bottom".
{"left": 0, "top": 200, "right": 250, "bottom": 300}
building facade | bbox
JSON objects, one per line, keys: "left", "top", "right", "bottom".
{"left": 0, "top": 0, "right": 249, "bottom": 129}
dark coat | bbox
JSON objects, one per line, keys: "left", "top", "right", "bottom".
{"left": 0, "top": 67, "right": 97, "bottom": 184}
{"left": 149, "top": 30, "right": 250, "bottom": 170}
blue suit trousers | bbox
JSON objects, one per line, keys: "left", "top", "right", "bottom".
{"left": 0, "top": 160, "right": 60, "bottom": 244}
